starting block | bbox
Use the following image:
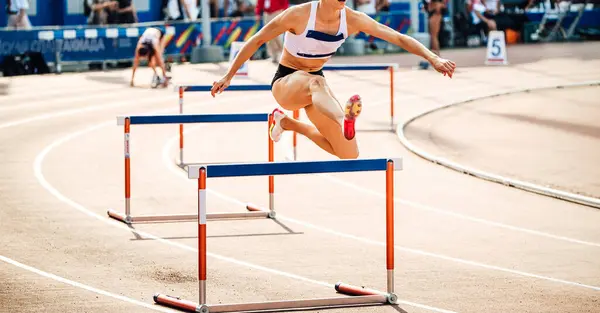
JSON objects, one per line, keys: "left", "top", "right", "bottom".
{"left": 154, "top": 157, "right": 403, "bottom": 313}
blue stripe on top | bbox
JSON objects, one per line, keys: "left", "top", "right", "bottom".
{"left": 296, "top": 51, "right": 337, "bottom": 58}
{"left": 306, "top": 30, "right": 345, "bottom": 42}
{"left": 184, "top": 85, "right": 272, "bottom": 92}
{"left": 198, "top": 158, "right": 391, "bottom": 178}
{"left": 128, "top": 113, "right": 269, "bottom": 125}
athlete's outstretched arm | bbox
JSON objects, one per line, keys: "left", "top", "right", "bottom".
{"left": 211, "top": 7, "right": 301, "bottom": 96}
{"left": 350, "top": 11, "right": 456, "bottom": 77}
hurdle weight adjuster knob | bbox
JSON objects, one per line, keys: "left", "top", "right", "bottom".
{"left": 387, "top": 293, "right": 398, "bottom": 304}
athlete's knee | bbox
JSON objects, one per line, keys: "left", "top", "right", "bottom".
{"left": 337, "top": 146, "right": 359, "bottom": 159}
{"left": 308, "top": 75, "right": 327, "bottom": 92}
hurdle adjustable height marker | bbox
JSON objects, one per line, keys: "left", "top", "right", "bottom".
{"left": 389, "top": 66, "right": 395, "bottom": 130}
{"left": 178, "top": 86, "right": 184, "bottom": 166}
{"left": 386, "top": 159, "right": 395, "bottom": 293}
{"left": 124, "top": 117, "right": 131, "bottom": 221}
{"left": 107, "top": 113, "right": 274, "bottom": 224}
{"left": 198, "top": 167, "right": 207, "bottom": 307}
{"left": 155, "top": 157, "right": 402, "bottom": 313}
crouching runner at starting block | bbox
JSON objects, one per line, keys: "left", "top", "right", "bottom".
{"left": 211, "top": 0, "right": 456, "bottom": 159}
{"left": 130, "top": 27, "right": 171, "bottom": 88}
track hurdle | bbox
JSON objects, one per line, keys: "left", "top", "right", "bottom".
{"left": 107, "top": 112, "right": 275, "bottom": 224}
{"left": 176, "top": 85, "right": 272, "bottom": 167}
{"left": 154, "top": 157, "right": 402, "bottom": 313}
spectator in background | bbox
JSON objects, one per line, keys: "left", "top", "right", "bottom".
{"left": 255, "top": 0, "right": 289, "bottom": 63}
{"left": 85, "top": 0, "right": 118, "bottom": 25}
{"left": 227, "top": 0, "right": 255, "bottom": 17}
{"left": 6, "top": 0, "right": 32, "bottom": 30}
{"left": 164, "top": 0, "right": 200, "bottom": 21}
{"left": 181, "top": 0, "right": 200, "bottom": 20}
{"left": 355, "top": 0, "right": 377, "bottom": 15}
{"left": 376, "top": 0, "right": 390, "bottom": 12}
{"left": 470, "top": 0, "right": 496, "bottom": 40}
{"left": 423, "top": 0, "right": 448, "bottom": 56}
{"left": 115, "top": 0, "right": 138, "bottom": 24}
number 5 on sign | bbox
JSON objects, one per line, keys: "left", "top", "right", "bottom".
{"left": 485, "top": 31, "right": 508, "bottom": 65}
{"left": 229, "top": 41, "right": 249, "bottom": 76}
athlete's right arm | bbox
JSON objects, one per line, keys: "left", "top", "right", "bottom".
{"left": 130, "top": 51, "right": 140, "bottom": 87}
{"left": 211, "top": 6, "right": 303, "bottom": 97}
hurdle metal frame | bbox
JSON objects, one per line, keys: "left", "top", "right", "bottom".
{"left": 177, "top": 63, "right": 399, "bottom": 162}
{"left": 107, "top": 113, "right": 276, "bottom": 224}
{"left": 176, "top": 85, "right": 272, "bottom": 167}
{"left": 154, "top": 157, "right": 402, "bottom": 313}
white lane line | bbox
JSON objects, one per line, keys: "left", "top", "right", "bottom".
{"left": 319, "top": 174, "right": 600, "bottom": 248}
{"left": 0, "top": 93, "right": 173, "bottom": 130}
{"left": 273, "top": 214, "right": 600, "bottom": 292}
{"left": 0, "top": 88, "right": 274, "bottom": 130}
{"left": 0, "top": 87, "right": 136, "bottom": 112}
{"left": 162, "top": 121, "right": 600, "bottom": 292}
{"left": 33, "top": 118, "right": 455, "bottom": 313}
{"left": 0, "top": 254, "right": 174, "bottom": 313}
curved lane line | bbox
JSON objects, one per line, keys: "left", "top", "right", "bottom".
{"left": 319, "top": 174, "right": 600, "bottom": 248}
{"left": 395, "top": 81, "right": 600, "bottom": 209}
{"left": 0, "top": 254, "right": 174, "bottom": 313}
{"left": 33, "top": 105, "right": 455, "bottom": 313}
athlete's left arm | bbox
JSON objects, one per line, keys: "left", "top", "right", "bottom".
{"left": 349, "top": 10, "right": 455, "bottom": 77}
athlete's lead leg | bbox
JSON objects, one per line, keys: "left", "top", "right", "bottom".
{"left": 271, "top": 71, "right": 360, "bottom": 159}
{"left": 272, "top": 71, "right": 362, "bottom": 141}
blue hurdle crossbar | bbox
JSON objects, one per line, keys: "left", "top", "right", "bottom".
{"left": 117, "top": 113, "right": 269, "bottom": 125}
{"left": 188, "top": 158, "right": 402, "bottom": 179}
{"left": 181, "top": 85, "right": 272, "bottom": 92}
{"left": 322, "top": 63, "right": 399, "bottom": 71}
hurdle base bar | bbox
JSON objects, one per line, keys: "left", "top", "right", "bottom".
{"left": 154, "top": 291, "right": 394, "bottom": 313}
{"left": 107, "top": 209, "right": 270, "bottom": 224}
{"left": 334, "top": 282, "right": 397, "bottom": 303}
{"left": 245, "top": 203, "right": 276, "bottom": 218}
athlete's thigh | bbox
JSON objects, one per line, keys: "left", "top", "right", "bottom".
{"left": 304, "top": 105, "right": 359, "bottom": 159}
{"left": 271, "top": 71, "right": 315, "bottom": 111}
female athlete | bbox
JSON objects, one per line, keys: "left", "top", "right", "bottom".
{"left": 130, "top": 27, "right": 170, "bottom": 88}
{"left": 211, "top": 0, "right": 456, "bottom": 159}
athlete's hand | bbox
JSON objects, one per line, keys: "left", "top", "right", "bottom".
{"left": 211, "top": 76, "right": 231, "bottom": 97}
{"left": 430, "top": 56, "right": 456, "bottom": 78}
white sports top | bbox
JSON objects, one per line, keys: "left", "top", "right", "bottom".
{"left": 283, "top": 1, "right": 348, "bottom": 59}
{"left": 140, "top": 28, "right": 161, "bottom": 46}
